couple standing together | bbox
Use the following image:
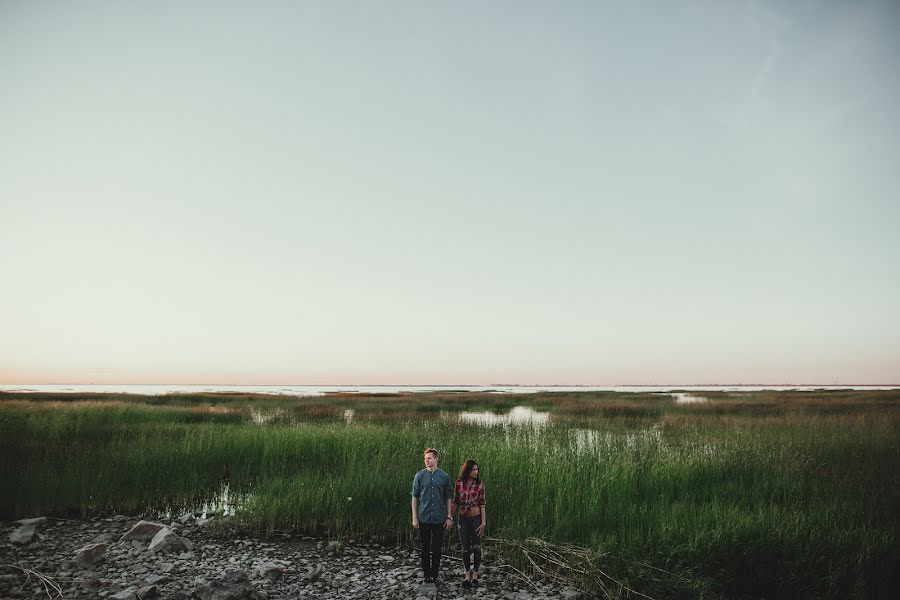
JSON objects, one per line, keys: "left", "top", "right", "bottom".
{"left": 411, "top": 448, "right": 485, "bottom": 587}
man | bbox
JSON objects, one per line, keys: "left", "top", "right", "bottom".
{"left": 411, "top": 447, "right": 453, "bottom": 584}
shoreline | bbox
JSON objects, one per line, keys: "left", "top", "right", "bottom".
{"left": 1, "top": 514, "right": 583, "bottom": 600}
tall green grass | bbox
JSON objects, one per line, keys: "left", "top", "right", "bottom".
{"left": 1, "top": 391, "right": 898, "bottom": 598}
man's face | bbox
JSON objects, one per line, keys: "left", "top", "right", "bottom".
{"left": 424, "top": 452, "right": 437, "bottom": 470}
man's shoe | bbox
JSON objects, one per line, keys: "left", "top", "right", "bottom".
{"left": 472, "top": 579, "right": 479, "bottom": 588}
{"left": 462, "top": 579, "right": 471, "bottom": 589}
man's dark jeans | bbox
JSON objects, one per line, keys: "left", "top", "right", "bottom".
{"left": 418, "top": 522, "right": 445, "bottom": 580}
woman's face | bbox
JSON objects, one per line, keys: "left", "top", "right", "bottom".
{"left": 469, "top": 464, "right": 479, "bottom": 478}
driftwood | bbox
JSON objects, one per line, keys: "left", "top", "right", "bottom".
{"left": 483, "top": 536, "right": 661, "bottom": 600}
{"left": 2, "top": 562, "right": 64, "bottom": 599}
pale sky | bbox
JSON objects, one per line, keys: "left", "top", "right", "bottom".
{"left": 2, "top": 1, "right": 899, "bottom": 385}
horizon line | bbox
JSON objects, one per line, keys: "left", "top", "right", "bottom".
{"left": 2, "top": 382, "right": 899, "bottom": 387}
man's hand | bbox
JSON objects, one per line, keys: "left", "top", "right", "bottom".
{"left": 412, "top": 517, "right": 420, "bottom": 529}
{"left": 444, "top": 517, "right": 453, "bottom": 530}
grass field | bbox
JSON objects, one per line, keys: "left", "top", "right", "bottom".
{"left": 1, "top": 389, "right": 897, "bottom": 599}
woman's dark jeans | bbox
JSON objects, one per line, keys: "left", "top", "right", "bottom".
{"left": 418, "top": 522, "right": 445, "bottom": 579}
{"left": 458, "top": 514, "right": 482, "bottom": 571}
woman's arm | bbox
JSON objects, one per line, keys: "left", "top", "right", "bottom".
{"left": 476, "top": 483, "right": 486, "bottom": 535}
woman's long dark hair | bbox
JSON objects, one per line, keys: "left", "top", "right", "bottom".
{"left": 457, "top": 459, "right": 481, "bottom": 484}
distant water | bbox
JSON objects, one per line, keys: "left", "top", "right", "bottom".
{"left": 1, "top": 384, "right": 897, "bottom": 396}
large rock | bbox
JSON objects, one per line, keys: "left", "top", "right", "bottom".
{"left": 257, "top": 562, "right": 283, "bottom": 581}
{"left": 148, "top": 527, "right": 190, "bottom": 554}
{"left": 75, "top": 542, "right": 107, "bottom": 565}
{"left": 109, "top": 587, "right": 137, "bottom": 600}
{"left": 192, "top": 569, "right": 260, "bottom": 600}
{"left": 120, "top": 520, "right": 165, "bottom": 542}
{"left": 9, "top": 524, "right": 37, "bottom": 544}
{"left": 9, "top": 517, "right": 48, "bottom": 544}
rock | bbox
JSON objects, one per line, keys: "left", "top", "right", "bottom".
{"left": 257, "top": 562, "right": 283, "bottom": 581}
{"left": 326, "top": 540, "right": 343, "bottom": 555}
{"left": 9, "top": 524, "right": 37, "bottom": 545}
{"left": 148, "top": 528, "right": 190, "bottom": 554}
{"left": 137, "top": 584, "right": 159, "bottom": 599}
{"left": 303, "top": 564, "right": 324, "bottom": 582}
{"left": 109, "top": 587, "right": 137, "bottom": 600}
{"left": 120, "top": 521, "right": 166, "bottom": 542}
{"left": 158, "top": 562, "right": 174, "bottom": 573}
{"left": 331, "top": 573, "right": 349, "bottom": 588}
{"left": 75, "top": 542, "right": 107, "bottom": 565}
{"left": 15, "top": 517, "right": 48, "bottom": 527}
{"left": 79, "top": 576, "right": 102, "bottom": 589}
{"left": 145, "top": 574, "right": 170, "bottom": 585}
{"left": 192, "top": 569, "right": 260, "bottom": 600}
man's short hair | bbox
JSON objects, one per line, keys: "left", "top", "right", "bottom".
{"left": 423, "top": 447, "right": 439, "bottom": 458}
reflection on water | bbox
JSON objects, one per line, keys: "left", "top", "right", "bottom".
{"left": 571, "top": 426, "right": 664, "bottom": 452}
{"left": 673, "top": 393, "right": 707, "bottom": 404}
{"left": 198, "top": 483, "right": 238, "bottom": 518}
{"left": 457, "top": 406, "right": 551, "bottom": 427}
{"left": 250, "top": 409, "right": 283, "bottom": 425}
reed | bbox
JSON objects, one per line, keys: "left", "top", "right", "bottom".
{"left": 1, "top": 390, "right": 897, "bottom": 599}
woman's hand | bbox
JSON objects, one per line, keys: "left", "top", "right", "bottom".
{"left": 476, "top": 521, "right": 485, "bottom": 536}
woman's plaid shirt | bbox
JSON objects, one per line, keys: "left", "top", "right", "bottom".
{"left": 453, "top": 479, "right": 486, "bottom": 512}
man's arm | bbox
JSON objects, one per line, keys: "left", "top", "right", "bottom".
{"left": 444, "top": 488, "right": 453, "bottom": 530}
{"left": 444, "top": 477, "right": 453, "bottom": 529}
{"left": 411, "top": 496, "right": 420, "bottom": 528}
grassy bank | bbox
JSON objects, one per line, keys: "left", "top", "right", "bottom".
{"left": 1, "top": 390, "right": 898, "bottom": 598}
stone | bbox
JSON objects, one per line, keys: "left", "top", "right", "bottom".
{"left": 326, "top": 540, "right": 343, "bottom": 555}
{"left": 109, "top": 587, "right": 137, "bottom": 600}
{"left": 257, "top": 562, "right": 283, "bottom": 581}
{"left": 75, "top": 542, "right": 107, "bottom": 565}
{"left": 303, "top": 565, "right": 324, "bottom": 582}
{"left": 145, "top": 574, "right": 170, "bottom": 585}
{"left": 148, "top": 528, "right": 190, "bottom": 554}
{"left": 120, "top": 521, "right": 166, "bottom": 542}
{"left": 137, "top": 584, "right": 159, "bottom": 599}
{"left": 15, "top": 517, "right": 48, "bottom": 527}
{"left": 192, "top": 569, "right": 260, "bottom": 600}
{"left": 9, "top": 524, "right": 37, "bottom": 545}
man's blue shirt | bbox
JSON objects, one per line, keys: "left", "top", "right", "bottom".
{"left": 411, "top": 468, "right": 451, "bottom": 524}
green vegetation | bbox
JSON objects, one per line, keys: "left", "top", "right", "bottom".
{"left": 1, "top": 390, "right": 898, "bottom": 599}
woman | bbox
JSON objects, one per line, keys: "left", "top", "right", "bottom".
{"left": 453, "top": 459, "right": 486, "bottom": 588}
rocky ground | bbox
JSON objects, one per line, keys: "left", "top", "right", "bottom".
{"left": 0, "top": 516, "right": 584, "bottom": 600}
